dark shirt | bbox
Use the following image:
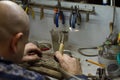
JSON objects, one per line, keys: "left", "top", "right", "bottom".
{"left": 0, "top": 57, "right": 88, "bottom": 80}
{"left": 0, "top": 58, "right": 45, "bottom": 80}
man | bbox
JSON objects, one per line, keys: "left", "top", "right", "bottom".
{"left": 0, "top": 1, "right": 88, "bottom": 80}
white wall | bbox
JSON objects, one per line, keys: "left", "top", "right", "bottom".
{"left": 29, "top": 0, "right": 120, "bottom": 48}
{"left": 28, "top": 1, "right": 120, "bottom": 78}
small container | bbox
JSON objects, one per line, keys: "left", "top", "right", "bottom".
{"left": 98, "top": 45, "right": 120, "bottom": 67}
{"left": 35, "top": 41, "right": 52, "bottom": 53}
{"left": 63, "top": 50, "right": 72, "bottom": 57}
{"left": 50, "top": 29, "right": 69, "bottom": 52}
{"left": 107, "top": 63, "right": 120, "bottom": 77}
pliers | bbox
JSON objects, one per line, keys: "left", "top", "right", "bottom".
{"left": 22, "top": 0, "right": 35, "bottom": 19}
{"left": 54, "top": 10, "right": 65, "bottom": 27}
{"left": 69, "top": 6, "right": 81, "bottom": 29}
{"left": 25, "top": 6, "right": 35, "bottom": 19}
{"left": 54, "top": 0, "right": 65, "bottom": 28}
{"left": 21, "top": 0, "right": 29, "bottom": 10}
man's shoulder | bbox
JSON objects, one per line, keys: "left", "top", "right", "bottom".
{"left": 0, "top": 62, "right": 44, "bottom": 80}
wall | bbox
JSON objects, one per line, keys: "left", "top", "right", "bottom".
{"left": 29, "top": 0, "right": 120, "bottom": 49}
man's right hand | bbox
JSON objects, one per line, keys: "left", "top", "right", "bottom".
{"left": 55, "top": 51, "right": 82, "bottom": 78}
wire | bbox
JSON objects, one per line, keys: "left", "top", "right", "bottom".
{"left": 78, "top": 47, "right": 98, "bottom": 57}
{"left": 113, "top": 0, "right": 116, "bottom": 27}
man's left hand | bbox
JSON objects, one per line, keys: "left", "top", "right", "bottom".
{"left": 22, "top": 42, "right": 42, "bottom": 62}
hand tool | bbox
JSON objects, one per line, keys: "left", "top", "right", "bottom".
{"left": 117, "top": 33, "right": 120, "bottom": 45}
{"left": 24, "top": 0, "right": 35, "bottom": 19}
{"left": 21, "top": 0, "right": 28, "bottom": 10}
{"left": 54, "top": 0, "right": 65, "bottom": 28}
{"left": 69, "top": 6, "right": 81, "bottom": 29}
{"left": 109, "top": 22, "right": 113, "bottom": 34}
{"left": 25, "top": 6, "right": 35, "bottom": 19}
{"left": 86, "top": 12, "right": 89, "bottom": 22}
{"left": 76, "top": 6, "right": 81, "bottom": 25}
{"left": 54, "top": 32, "right": 64, "bottom": 62}
{"left": 58, "top": 32, "right": 64, "bottom": 54}
{"left": 86, "top": 59, "right": 105, "bottom": 68}
{"left": 27, "top": 50, "right": 42, "bottom": 58}
{"left": 69, "top": 6, "right": 77, "bottom": 29}
{"left": 40, "top": 6, "right": 44, "bottom": 20}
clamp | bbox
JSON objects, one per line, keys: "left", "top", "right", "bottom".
{"left": 54, "top": 0, "right": 65, "bottom": 28}
{"left": 21, "top": 0, "right": 29, "bottom": 10}
{"left": 25, "top": 6, "right": 35, "bottom": 19}
{"left": 40, "top": 6, "right": 44, "bottom": 20}
{"left": 22, "top": 0, "right": 35, "bottom": 19}
{"left": 69, "top": 6, "right": 81, "bottom": 29}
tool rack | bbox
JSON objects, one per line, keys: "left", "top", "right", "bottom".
{"left": 15, "top": 0, "right": 96, "bottom": 21}
{"left": 29, "top": 2, "right": 96, "bottom": 21}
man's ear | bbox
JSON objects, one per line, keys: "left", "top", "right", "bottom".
{"left": 11, "top": 32, "right": 23, "bottom": 53}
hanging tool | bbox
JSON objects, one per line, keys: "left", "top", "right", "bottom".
{"left": 28, "top": 6, "right": 35, "bottom": 19}
{"left": 112, "top": 0, "right": 116, "bottom": 27}
{"left": 105, "top": 22, "right": 118, "bottom": 45}
{"left": 86, "top": 12, "right": 89, "bottom": 22}
{"left": 117, "top": 33, "right": 120, "bottom": 45}
{"left": 54, "top": 0, "right": 65, "bottom": 28}
{"left": 103, "top": 0, "right": 116, "bottom": 46}
{"left": 21, "top": 0, "right": 28, "bottom": 10}
{"left": 69, "top": 5, "right": 81, "bottom": 29}
{"left": 24, "top": 0, "right": 35, "bottom": 19}
{"left": 109, "top": 22, "right": 113, "bottom": 34}
{"left": 69, "top": 6, "right": 77, "bottom": 29}
{"left": 76, "top": 6, "right": 81, "bottom": 25}
{"left": 40, "top": 6, "right": 44, "bottom": 20}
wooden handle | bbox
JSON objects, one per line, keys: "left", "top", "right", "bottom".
{"left": 86, "top": 59, "right": 105, "bottom": 68}
{"left": 59, "top": 43, "right": 64, "bottom": 54}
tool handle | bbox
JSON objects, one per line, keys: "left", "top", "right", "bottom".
{"left": 86, "top": 59, "right": 105, "bottom": 68}
{"left": 60, "top": 11, "right": 65, "bottom": 25}
{"left": 54, "top": 12, "right": 59, "bottom": 27}
{"left": 59, "top": 43, "right": 64, "bottom": 54}
{"left": 54, "top": 42, "right": 64, "bottom": 62}
{"left": 69, "top": 14, "right": 77, "bottom": 29}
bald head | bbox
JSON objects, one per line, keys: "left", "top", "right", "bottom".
{"left": 0, "top": 1, "right": 30, "bottom": 62}
{"left": 0, "top": 1, "right": 29, "bottom": 42}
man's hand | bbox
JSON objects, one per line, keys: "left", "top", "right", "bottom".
{"left": 22, "top": 42, "right": 42, "bottom": 62}
{"left": 55, "top": 51, "right": 82, "bottom": 77}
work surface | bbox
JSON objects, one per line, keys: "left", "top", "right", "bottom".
{"left": 72, "top": 49, "right": 98, "bottom": 75}
{"left": 21, "top": 49, "right": 120, "bottom": 80}
{"left": 72, "top": 49, "right": 120, "bottom": 80}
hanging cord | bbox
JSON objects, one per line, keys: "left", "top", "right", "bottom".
{"left": 78, "top": 47, "right": 98, "bottom": 57}
{"left": 112, "top": 0, "right": 116, "bottom": 27}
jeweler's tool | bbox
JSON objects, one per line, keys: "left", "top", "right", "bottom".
{"left": 58, "top": 32, "right": 64, "bottom": 54}
{"left": 86, "top": 59, "right": 105, "bottom": 68}
{"left": 54, "top": 32, "right": 64, "bottom": 62}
